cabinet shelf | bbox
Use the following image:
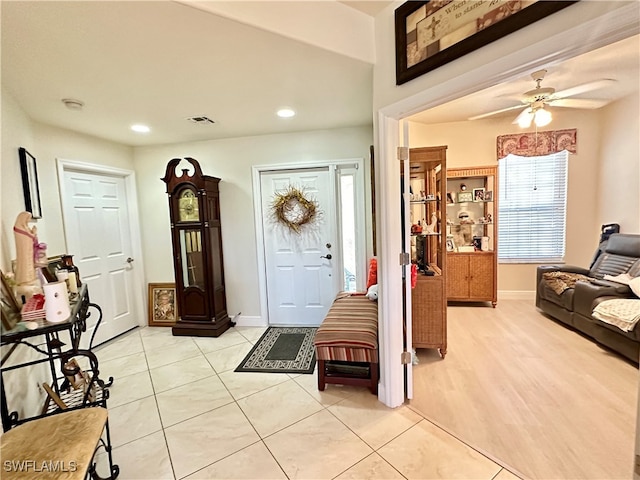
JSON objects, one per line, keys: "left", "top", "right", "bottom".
{"left": 448, "top": 222, "right": 493, "bottom": 226}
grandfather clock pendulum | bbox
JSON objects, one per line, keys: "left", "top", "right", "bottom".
{"left": 161, "top": 157, "right": 234, "bottom": 337}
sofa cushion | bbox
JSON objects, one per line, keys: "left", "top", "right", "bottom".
{"left": 589, "top": 253, "right": 637, "bottom": 279}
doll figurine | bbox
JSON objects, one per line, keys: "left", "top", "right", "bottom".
{"left": 13, "top": 211, "right": 45, "bottom": 299}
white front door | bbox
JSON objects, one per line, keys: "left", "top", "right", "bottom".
{"left": 260, "top": 168, "right": 338, "bottom": 326}
{"left": 61, "top": 169, "right": 139, "bottom": 347}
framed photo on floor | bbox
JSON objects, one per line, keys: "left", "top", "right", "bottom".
{"left": 148, "top": 283, "right": 178, "bottom": 326}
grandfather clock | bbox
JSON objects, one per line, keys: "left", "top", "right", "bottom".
{"left": 161, "top": 157, "right": 234, "bottom": 337}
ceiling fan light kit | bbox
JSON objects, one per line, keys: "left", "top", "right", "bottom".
{"left": 470, "top": 67, "right": 614, "bottom": 127}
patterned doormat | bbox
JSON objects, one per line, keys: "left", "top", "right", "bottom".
{"left": 235, "top": 326, "right": 317, "bottom": 374}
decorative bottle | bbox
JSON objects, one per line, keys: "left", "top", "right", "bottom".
{"left": 60, "top": 254, "right": 82, "bottom": 287}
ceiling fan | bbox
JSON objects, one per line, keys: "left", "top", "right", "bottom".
{"left": 469, "top": 69, "right": 615, "bottom": 127}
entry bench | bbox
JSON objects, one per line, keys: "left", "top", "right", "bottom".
{"left": 0, "top": 407, "right": 119, "bottom": 479}
{"left": 313, "top": 293, "right": 379, "bottom": 394}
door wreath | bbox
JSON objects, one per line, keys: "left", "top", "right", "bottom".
{"left": 271, "top": 186, "right": 320, "bottom": 234}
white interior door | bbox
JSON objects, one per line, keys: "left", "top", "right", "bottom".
{"left": 260, "top": 168, "right": 338, "bottom": 326}
{"left": 61, "top": 169, "right": 139, "bottom": 347}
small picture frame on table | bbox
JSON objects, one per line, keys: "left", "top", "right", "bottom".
{"left": 446, "top": 237, "right": 456, "bottom": 252}
{"left": 148, "top": 283, "right": 178, "bottom": 326}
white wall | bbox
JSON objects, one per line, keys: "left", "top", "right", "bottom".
{"left": 1, "top": 88, "right": 135, "bottom": 268}
{"left": 408, "top": 104, "right": 631, "bottom": 292}
{"left": 598, "top": 92, "right": 640, "bottom": 233}
{"left": 133, "top": 126, "right": 373, "bottom": 323}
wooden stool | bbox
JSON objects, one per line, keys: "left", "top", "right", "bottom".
{"left": 314, "top": 294, "right": 378, "bottom": 394}
{"left": 0, "top": 407, "right": 119, "bottom": 479}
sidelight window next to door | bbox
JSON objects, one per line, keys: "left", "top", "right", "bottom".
{"left": 339, "top": 173, "right": 357, "bottom": 292}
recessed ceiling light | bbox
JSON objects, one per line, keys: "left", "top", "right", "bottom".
{"left": 131, "top": 124, "right": 151, "bottom": 133}
{"left": 276, "top": 108, "right": 296, "bottom": 118}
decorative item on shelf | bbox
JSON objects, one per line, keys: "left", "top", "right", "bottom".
{"left": 481, "top": 236, "right": 490, "bottom": 252}
{"left": 13, "top": 212, "right": 44, "bottom": 302}
{"left": 473, "top": 188, "right": 485, "bottom": 202}
{"left": 21, "top": 293, "right": 46, "bottom": 321}
{"left": 458, "top": 211, "right": 474, "bottom": 225}
{"left": 424, "top": 212, "right": 438, "bottom": 234}
{"left": 472, "top": 236, "right": 482, "bottom": 251}
{"left": 457, "top": 192, "right": 473, "bottom": 203}
{"left": 487, "top": 213, "right": 493, "bottom": 223}
{"left": 60, "top": 254, "right": 81, "bottom": 288}
{"left": 43, "top": 281, "right": 71, "bottom": 323}
{"left": 446, "top": 236, "right": 455, "bottom": 252}
{"left": 484, "top": 191, "right": 493, "bottom": 202}
{"left": 446, "top": 192, "right": 455, "bottom": 204}
{"left": 411, "top": 222, "right": 423, "bottom": 235}
{"left": 1, "top": 271, "right": 21, "bottom": 330}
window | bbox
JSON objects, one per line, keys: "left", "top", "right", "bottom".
{"left": 498, "top": 151, "right": 568, "bottom": 263}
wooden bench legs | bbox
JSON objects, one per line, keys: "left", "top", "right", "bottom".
{"left": 317, "top": 360, "right": 378, "bottom": 395}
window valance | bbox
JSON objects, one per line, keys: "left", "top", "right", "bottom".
{"left": 496, "top": 128, "right": 577, "bottom": 158}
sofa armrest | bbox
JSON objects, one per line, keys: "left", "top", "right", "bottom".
{"left": 573, "top": 280, "right": 633, "bottom": 317}
{"left": 536, "top": 265, "right": 590, "bottom": 287}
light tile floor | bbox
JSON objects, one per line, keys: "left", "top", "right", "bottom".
{"left": 92, "top": 326, "right": 522, "bottom": 480}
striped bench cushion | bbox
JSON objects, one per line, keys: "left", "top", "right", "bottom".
{"left": 314, "top": 294, "right": 378, "bottom": 363}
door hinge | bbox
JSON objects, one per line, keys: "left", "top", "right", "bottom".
{"left": 397, "top": 146, "right": 409, "bottom": 161}
{"left": 401, "top": 351, "right": 412, "bottom": 365}
{"left": 399, "top": 252, "right": 410, "bottom": 266}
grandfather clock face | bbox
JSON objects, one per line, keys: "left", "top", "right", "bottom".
{"left": 177, "top": 188, "right": 200, "bottom": 222}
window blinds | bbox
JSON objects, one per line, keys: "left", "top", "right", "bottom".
{"left": 498, "top": 151, "right": 568, "bottom": 263}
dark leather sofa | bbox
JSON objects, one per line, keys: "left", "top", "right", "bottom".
{"left": 536, "top": 234, "right": 640, "bottom": 363}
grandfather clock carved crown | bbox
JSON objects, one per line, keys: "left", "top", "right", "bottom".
{"left": 162, "top": 157, "right": 234, "bottom": 337}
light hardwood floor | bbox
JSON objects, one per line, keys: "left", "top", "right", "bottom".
{"left": 409, "top": 299, "right": 638, "bottom": 480}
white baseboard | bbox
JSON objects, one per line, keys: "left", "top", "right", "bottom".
{"left": 232, "top": 314, "right": 266, "bottom": 327}
{"left": 497, "top": 290, "right": 536, "bottom": 301}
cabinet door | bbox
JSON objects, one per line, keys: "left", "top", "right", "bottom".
{"left": 446, "top": 254, "right": 470, "bottom": 299}
{"left": 468, "top": 254, "right": 495, "bottom": 300}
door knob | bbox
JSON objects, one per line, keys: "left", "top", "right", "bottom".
{"left": 126, "top": 257, "right": 134, "bottom": 264}
{"left": 320, "top": 254, "right": 332, "bottom": 260}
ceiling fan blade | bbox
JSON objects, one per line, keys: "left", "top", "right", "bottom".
{"left": 553, "top": 79, "right": 616, "bottom": 99}
{"left": 548, "top": 98, "right": 610, "bottom": 109}
{"left": 468, "top": 104, "right": 525, "bottom": 121}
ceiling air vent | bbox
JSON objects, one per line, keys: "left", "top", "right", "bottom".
{"left": 186, "top": 115, "right": 215, "bottom": 125}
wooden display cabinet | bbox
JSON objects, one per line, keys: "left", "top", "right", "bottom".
{"left": 446, "top": 166, "right": 498, "bottom": 307}
{"left": 408, "top": 146, "right": 447, "bottom": 357}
